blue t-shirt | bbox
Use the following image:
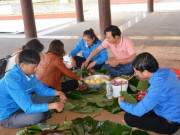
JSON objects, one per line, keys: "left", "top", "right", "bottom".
{"left": 120, "top": 68, "right": 180, "bottom": 123}
{"left": 69, "top": 39, "right": 108, "bottom": 65}
{"left": 0, "top": 65, "right": 56, "bottom": 120}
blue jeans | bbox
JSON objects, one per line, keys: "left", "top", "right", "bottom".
{"left": 0, "top": 95, "right": 54, "bottom": 128}
{"left": 101, "top": 62, "right": 134, "bottom": 77}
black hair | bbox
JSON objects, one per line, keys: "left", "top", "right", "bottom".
{"left": 132, "top": 52, "right": 159, "bottom": 73}
{"left": 22, "top": 39, "right": 44, "bottom": 52}
{"left": 104, "top": 25, "right": 121, "bottom": 38}
{"left": 19, "top": 49, "right": 40, "bottom": 65}
{"left": 83, "top": 28, "right": 99, "bottom": 44}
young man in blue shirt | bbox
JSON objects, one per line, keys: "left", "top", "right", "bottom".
{"left": 118, "top": 52, "right": 180, "bottom": 134}
{"left": 0, "top": 49, "right": 66, "bottom": 128}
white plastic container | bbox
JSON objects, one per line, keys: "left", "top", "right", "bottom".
{"left": 111, "top": 78, "right": 128, "bottom": 97}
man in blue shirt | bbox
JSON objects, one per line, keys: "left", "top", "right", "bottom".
{"left": 118, "top": 52, "right": 180, "bottom": 134}
{"left": 0, "top": 49, "right": 66, "bottom": 128}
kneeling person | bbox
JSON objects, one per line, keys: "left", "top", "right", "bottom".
{"left": 118, "top": 52, "right": 180, "bottom": 134}
{"left": 0, "top": 49, "right": 66, "bottom": 128}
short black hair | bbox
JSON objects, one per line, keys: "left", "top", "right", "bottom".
{"left": 104, "top": 25, "right": 121, "bottom": 38}
{"left": 19, "top": 49, "right": 40, "bottom": 65}
{"left": 132, "top": 52, "right": 159, "bottom": 73}
{"left": 22, "top": 39, "right": 44, "bottom": 52}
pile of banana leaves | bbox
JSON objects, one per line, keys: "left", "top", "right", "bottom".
{"left": 63, "top": 73, "right": 150, "bottom": 114}
{"left": 17, "top": 116, "right": 150, "bottom": 135}
{"left": 64, "top": 87, "right": 138, "bottom": 114}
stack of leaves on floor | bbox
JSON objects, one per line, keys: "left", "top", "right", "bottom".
{"left": 17, "top": 116, "right": 150, "bottom": 135}
{"left": 64, "top": 88, "right": 137, "bottom": 114}
{"left": 52, "top": 75, "right": 150, "bottom": 114}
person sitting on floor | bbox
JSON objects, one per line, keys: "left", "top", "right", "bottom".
{"left": 69, "top": 28, "right": 108, "bottom": 70}
{"left": 81, "top": 25, "right": 136, "bottom": 77}
{"left": 5, "top": 39, "right": 44, "bottom": 73}
{"left": 0, "top": 49, "right": 66, "bottom": 128}
{"left": 36, "top": 39, "right": 82, "bottom": 93}
{"left": 118, "top": 52, "right": 180, "bottom": 134}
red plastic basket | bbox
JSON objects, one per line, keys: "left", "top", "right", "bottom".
{"left": 169, "top": 68, "right": 180, "bottom": 80}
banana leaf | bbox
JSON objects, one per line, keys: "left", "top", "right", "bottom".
{"left": 102, "top": 98, "right": 122, "bottom": 114}
{"left": 64, "top": 102, "right": 76, "bottom": 110}
{"left": 74, "top": 69, "right": 89, "bottom": 77}
{"left": 73, "top": 106, "right": 102, "bottom": 114}
{"left": 80, "top": 88, "right": 99, "bottom": 95}
{"left": 66, "top": 91, "right": 84, "bottom": 100}
{"left": 58, "top": 121, "right": 72, "bottom": 131}
{"left": 17, "top": 123, "right": 59, "bottom": 135}
{"left": 17, "top": 116, "right": 150, "bottom": 135}
{"left": 128, "top": 77, "right": 139, "bottom": 87}
{"left": 70, "top": 116, "right": 150, "bottom": 135}
{"left": 132, "top": 130, "right": 150, "bottom": 135}
{"left": 101, "top": 84, "right": 106, "bottom": 90}
{"left": 121, "top": 91, "right": 137, "bottom": 104}
{"left": 95, "top": 69, "right": 109, "bottom": 75}
{"left": 136, "top": 81, "right": 150, "bottom": 91}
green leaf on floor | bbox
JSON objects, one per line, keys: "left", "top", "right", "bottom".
{"left": 17, "top": 123, "right": 59, "bottom": 135}
{"left": 64, "top": 102, "right": 76, "bottom": 110}
{"left": 66, "top": 90, "right": 83, "bottom": 100}
{"left": 17, "top": 116, "right": 150, "bottom": 135}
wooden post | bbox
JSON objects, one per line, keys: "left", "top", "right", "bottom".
{"left": 75, "top": 0, "right": 84, "bottom": 22}
{"left": 20, "top": 0, "right": 37, "bottom": 38}
{"left": 147, "top": 0, "right": 154, "bottom": 12}
{"left": 98, "top": 0, "right": 111, "bottom": 38}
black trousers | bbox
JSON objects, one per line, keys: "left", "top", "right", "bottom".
{"left": 61, "top": 80, "right": 79, "bottom": 93}
{"left": 124, "top": 111, "right": 180, "bottom": 134}
{"left": 74, "top": 56, "right": 104, "bottom": 70}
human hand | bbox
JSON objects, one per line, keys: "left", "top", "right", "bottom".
{"left": 118, "top": 96, "right": 125, "bottom": 104}
{"left": 71, "top": 59, "right": 76, "bottom": 68}
{"left": 109, "top": 60, "right": 119, "bottom": 67}
{"left": 59, "top": 92, "right": 67, "bottom": 104}
{"left": 81, "top": 60, "right": 89, "bottom": 70}
{"left": 79, "top": 77, "right": 83, "bottom": 81}
{"left": 87, "top": 61, "right": 96, "bottom": 69}
{"left": 48, "top": 102, "right": 64, "bottom": 112}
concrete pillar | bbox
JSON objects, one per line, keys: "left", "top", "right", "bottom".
{"left": 20, "top": 0, "right": 37, "bottom": 38}
{"left": 98, "top": 0, "right": 111, "bottom": 38}
{"left": 75, "top": 0, "right": 84, "bottom": 22}
{"left": 147, "top": 0, "right": 154, "bottom": 12}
